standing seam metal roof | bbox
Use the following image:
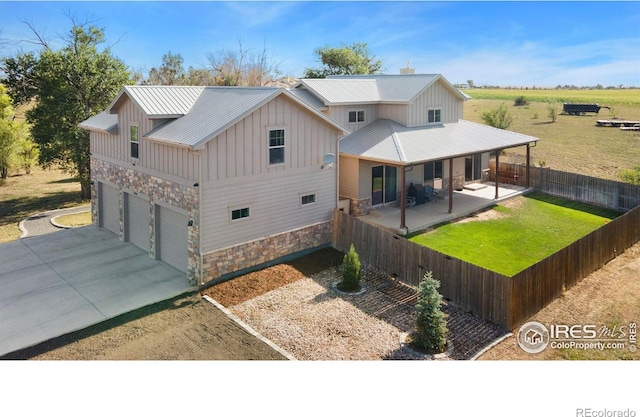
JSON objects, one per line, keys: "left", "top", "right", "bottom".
{"left": 339, "top": 118, "right": 538, "bottom": 164}
{"left": 109, "top": 85, "right": 205, "bottom": 117}
{"left": 298, "top": 74, "right": 463, "bottom": 104}
{"left": 145, "top": 87, "right": 281, "bottom": 148}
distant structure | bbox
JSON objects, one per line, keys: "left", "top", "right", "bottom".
{"left": 400, "top": 62, "right": 415, "bottom": 75}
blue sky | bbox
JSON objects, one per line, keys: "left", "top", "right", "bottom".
{"left": 1, "top": 1, "right": 639, "bottom": 87}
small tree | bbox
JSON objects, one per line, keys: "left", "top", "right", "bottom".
{"left": 481, "top": 103, "right": 513, "bottom": 130}
{"left": 619, "top": 166, "right": 640, "bottom": 185}
{"left": 547, "top": 100, "right": 559, "bottom": 123}
{"left": 514, "top": 96, "right": 528, "bottom": 106}
{"left": 410, "top": 271, "right": 447, "bottom": 354}
{"left": 339, "top": 244, "right": 361, "bottom": 292}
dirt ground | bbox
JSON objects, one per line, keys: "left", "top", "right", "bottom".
{"left": 7, "top": 292, "right": 286, "bottom": 360}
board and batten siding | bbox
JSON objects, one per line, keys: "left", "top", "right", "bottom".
{"left": 90, "top": 97, "right": 199, "bottom": 181}
{"left": 204, "top": 95, "right": 340, "bottom": 181}
{"left": 325, "top": 104, "right": 379, "bottom": 133}
{"left": 200, "top": 166, "right": 336, "bottom": 252}
{"left": 378, "top": 103, "right": 409, "bottom": 126}
{"left": 199, "top": 93, "right": 341, "bottom": 253}
{"left": 406, "top": 79, "right": 464, "bottom": 127}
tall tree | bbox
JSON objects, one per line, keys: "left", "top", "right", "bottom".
{"left": 304, "top": 42, "right": 383, "bottom": 78}
{"left": 0, "top": 84, "right": 30, "bottom": 179}
{"left": 146, "top": 51, "right": 187, "bottom": 85}
{"left": 1, "top": 23, "right": 130, "bottom": 198}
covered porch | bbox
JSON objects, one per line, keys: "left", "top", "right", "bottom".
{"left": 360, "top": 182, "right": 529, "bottom": 235}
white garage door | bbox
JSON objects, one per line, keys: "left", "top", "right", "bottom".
{"left": 99, "top": 182, "right": 119, "bottom": 236}
{"left": 125, "top": 193, "right": 150, "bottom": 252}
{"left": 156, "top": 205, "right": 188, "bottom": 273}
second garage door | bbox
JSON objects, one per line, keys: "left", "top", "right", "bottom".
{"left": 156, "top": 205, "right": 188, "bottom": 273}
{"left": 125, "top": 193, "right": 150, "bottom": 252}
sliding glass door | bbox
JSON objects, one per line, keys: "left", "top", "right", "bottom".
{"left": 372, "top": 165, "right": 397, "bottom": 206}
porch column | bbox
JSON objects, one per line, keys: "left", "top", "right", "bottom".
{"left": 526, "top": 143, "right": 531, "bottom": 188}
{"left": 448, "top": 158, "right": 453, "bottom": 213}
{"left": 400, "top": 166, "right": 406, "bottom": 230}
{"left": 495, "top": 150, "right": 501, "bottom": 199}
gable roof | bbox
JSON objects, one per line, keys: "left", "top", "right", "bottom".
{"left": 81, "top": 85, "right": 349, "bottom": 150}
{"left": 108, "top": 85, "right": 205, "bottom": 118}
{"left": 339, "top": 118, "right": 538, "bottom": 165}
{"left": 295, "top": 74, "right": 468, "bottom": 105}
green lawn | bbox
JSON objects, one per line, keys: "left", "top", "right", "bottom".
{"left": 408, "top": 193, "right": 621, "bottom": 277}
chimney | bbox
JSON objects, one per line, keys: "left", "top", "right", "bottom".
{"left": 400, "top": 61, "right": 415, "bottom": 75}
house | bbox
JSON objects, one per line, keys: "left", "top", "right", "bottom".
{"left": 80, "top": 74, "right": 538, "bottom": 284}
{"left": 294, "top": 74, "right": 538, "bottom": 229}
{"left": 80, "top": 86, "right": 347, "bottom": 284}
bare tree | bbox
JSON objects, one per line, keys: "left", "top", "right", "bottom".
{"left": 206, "top": 39, "right": 281, "bottom": 86}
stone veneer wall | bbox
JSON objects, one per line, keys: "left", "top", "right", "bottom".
{"left": 201, "top": 221, "right": 332, "bottom": 284}
{"left": 350, "top": 197, "right": 371, "bottom": 217}
{"left": 91, "top": 158, "right": 200, "bottom": 283}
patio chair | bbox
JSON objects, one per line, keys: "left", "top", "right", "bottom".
{"left": 424, "top": 185, "right": 440, "bottom": 202}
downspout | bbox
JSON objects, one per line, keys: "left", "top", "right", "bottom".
{"left": 197, "top": 150, "right": 204, "bottom": 286}
{"left": 400, "top": 166, "right": 406, "bottom": 231}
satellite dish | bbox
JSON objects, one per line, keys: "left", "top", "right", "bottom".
{"left": 321, "top": 153, "right": 336, "bottom": 169}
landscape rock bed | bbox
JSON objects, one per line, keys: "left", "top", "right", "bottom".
{"left": 220, "top": 258, "right": 507, "bottom": 360}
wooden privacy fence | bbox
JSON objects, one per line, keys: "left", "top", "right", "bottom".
{"left": 332, "top": 209, "right": 512, "bottom": 328}
{"left": 490, "top": 161, "right": 640, "bottom": 211}
{"left": 508, "top": 203, "right": 640, "bottom": 328}
{"left": 332, "top": 200, "right": 640, "bottom": 330}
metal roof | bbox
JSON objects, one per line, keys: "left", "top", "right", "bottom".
{"left": 78, "top": 112, "right": 118, "bottom": 134}
{"left": 109, "top": 85, "right": 205, "bottom": 117}
{"left": 143, "top": 87, "right": 348, "bottom": 149}
{"left": 339, "top": 119, "right": 538, "bottom": 165}
{"left": 286, "top": 88, "right": 327, "bottom": 112}
{"left": 297, "top": 74, "right": 467, "bottom": 105}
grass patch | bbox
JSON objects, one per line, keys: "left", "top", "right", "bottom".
{"left": 0, "top": 166, "right": 84, "bottom": 243}
{"left": 55, "top": 211, "right": 92, "bottom": 227}
{"left": 409, "top": 193, "right": 621, "bottom": 276}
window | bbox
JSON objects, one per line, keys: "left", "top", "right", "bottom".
{"left": 428, "top": 109, "right": 442, "bottom": 124}
{"left": 231, "top": 207, "right": 250, "bottom": 221}
{"left": 348, "top": 110, "right": 365, "bottom": 123}
{"left": 269, "top": 129, "right": 285, "bottom": 164}
{"left": 301, "top": 194, "right": 316, "bottom": 205}
{"left": 130, "top": 125, "right": 139, "bottom": 158}
{"left": 424, "top": 160, "right": 444, "bottom": 181}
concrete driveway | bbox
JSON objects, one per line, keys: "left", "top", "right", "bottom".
{"left": 0, "top": 226, "right": 194, "bottom": 357}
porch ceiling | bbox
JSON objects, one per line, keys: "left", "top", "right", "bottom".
{"left": 339, "top": 119, "right": 538, "bottom": 165}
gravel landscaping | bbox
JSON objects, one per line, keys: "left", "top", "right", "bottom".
{"left": 205, "top": 249, "right": 507, "bottom": 361}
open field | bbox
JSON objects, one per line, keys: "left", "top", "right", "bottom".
{"left": 463, "top": 98, "right": 640, "bottom": 180}
{"left": 0, "top": 166, "right": 83, "bottom": 242}
{"left": 462, "top": 88, "right": 640, "bottom": 107}
{"left": 408, "top": 193, "right": 620, "bottom": 276}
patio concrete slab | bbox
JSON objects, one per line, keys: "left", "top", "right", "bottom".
{"left": 362, "top": 182, "right": 529, "bottom": 234}
{"left": 0, "top": 226, "right": 195, "bottom": 357}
